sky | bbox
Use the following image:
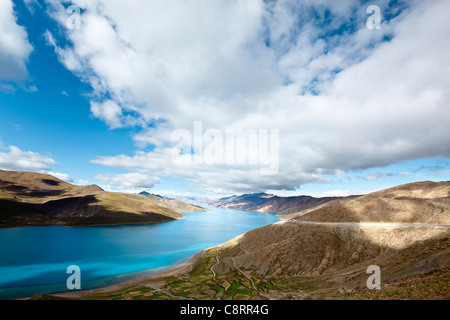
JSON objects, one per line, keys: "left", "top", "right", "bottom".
{"left": 0, "top": 0, "right": 449, "bottom": 199}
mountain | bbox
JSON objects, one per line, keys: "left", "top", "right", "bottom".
{"left": 119, "top": 192, "right": 207, "bottom": 214}
{"left": 0, "top": 170, "right": 206, "bottom": 228}
{"left": 206, "top": 181, "right": 450, "bottom": 299}
{"left": 33, "top": 181, "right": 450, "bottom": 301}
{"left": 289, "top": 181, "right": 450, "bottom": 224}
{"left": 212, "top": 192, "right": 358, "bottom": 216}
{"left": 218, "top": 195, "right": 238, "bottom": 201}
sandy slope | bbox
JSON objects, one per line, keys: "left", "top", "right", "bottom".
{"left": 288, "top": 181, "right": 450, "bottom": 224}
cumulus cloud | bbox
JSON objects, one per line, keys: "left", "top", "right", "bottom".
{"left": 0, "top": 146, "right": 57, "bottom": 172}
{"left": 0, "top": 0, "right": 33, "bottom": 81}
{"left": 45, "top": 0, "right": 450, "bottom": 194}
{"left": 0, "top": 145, "right": 76, "bottom": 183}
{"left": 48, "top": 171, "right": 74, "bottom": 183}
{"left": 90, "top": 100, "right": 124, "bottom": 129}
{"left": 94, "top": 173, "right": 161, "bottom": 192}
{"left": 75, "top": 179, "right": 90, "bottom": 185}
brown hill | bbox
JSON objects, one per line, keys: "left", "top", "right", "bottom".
{"left": 119, "top": 193, "right": 206, "bottom": 214}
{"left": 288, "top": 181, "right": 450, "bottom": 224}
{"left": 36, "top": 180, "right": 450, "bottom": 301}
{"left": 209, "top": 181, "right": 450, "bottom": 299}
{"left": 214, "top": 221, "right": 449, "bottom": 299}
{"left": 0, "top": 170, "right": 206, "bottom": 228}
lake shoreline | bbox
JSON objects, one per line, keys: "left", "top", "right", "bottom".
{"left": 25, "top": 247, "right": 211, "bottom": 300}
{"left": 0, "top": 217, "right": 183, "bottom": 230}
{"left": 2, "top": 207, "right": 279, "bottom": 300}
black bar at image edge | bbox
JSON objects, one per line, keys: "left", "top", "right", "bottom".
{"left": 0, "top": 300, "right": 447, "bottom": 318}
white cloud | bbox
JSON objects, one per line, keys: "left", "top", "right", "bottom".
{"left": 90, "top": 100, "right": 124, "bottom": 129}
{"left": 150, "top": 190, "right": 195, "bottom": 199}
{"left": 361, "top": 170, "right": 412, "bottom": 181}
{"left": 46, "top": 0, "right": 450, "bottom": 194}
{"left": 0, "top": 0, "right": 33, "bottom": 81}
{"left": 24, "top": 84, "right": 38, "bottom": 92}
{"left": 0, "top": 145, "right": 76, "bottom": 183}
{"left": 0, "top": 146, "right": 57, "bottom": 172}
{"left": 76, "top": 179, "right": 90, "bottom": 185}
{"left": 23, "top": 0, "right": 42, "bottom": 14}
{"left": 94, "top": 173, "right": 161, "bottom": 192}
{"left": 48, "top": 171, "right": 74, "bottom": 183}
{"left": 315, "top": 189, "right": 376, "bottom": 198}
{"left": 319, "top": 190, "right": 357, "bottom": 197}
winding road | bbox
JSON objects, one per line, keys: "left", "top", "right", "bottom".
{"left": 282, "top": 220, "right": 450, "bottom": 228}
{"left": 211, "top": 247, "right": 221, "bottom": 278}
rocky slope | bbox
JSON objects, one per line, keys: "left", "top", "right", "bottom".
{"left": 0, "top": 170, "right": 206, "bottom": 228}
{"left": 39, "top": 181, "right": 450, "bottom": 301}
{"left": 289, "top": 181, "right": 450, "bottom": 224}
{"left": 212, "top": 192, "right": 358, "bottom": 216}
{"left": 210, "top": 181, "right": 450, "bottom": 299}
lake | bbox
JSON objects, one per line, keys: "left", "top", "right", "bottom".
{"left": 0, "top": 207, "right": 279, "bottom": 299}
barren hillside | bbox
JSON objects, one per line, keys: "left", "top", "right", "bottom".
{"left": 0, "top": 170, "right": 206, "bottom": 228}
{"left": 288, "top": 181, "right": 450, "bottom": 224}
{"left": 209, "top": 181, "right": 450, "bottom": 299}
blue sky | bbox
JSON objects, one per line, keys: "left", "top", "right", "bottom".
{"left": 0, "top": 0, "right": 449, "bottom": 199}
{"left": 1, "top": 1, "right": 134, "bottom": 175}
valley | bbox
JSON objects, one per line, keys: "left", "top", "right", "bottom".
{"left": 34, "top": 180, "right": 450, "bottom": 300}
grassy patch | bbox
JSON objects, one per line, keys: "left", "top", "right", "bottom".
{"left": 230, "top": 283, "right": 242, "bottom": 290}
{"left": 173, "top": 292, "right": 190, "bottom": 297}
{"left": 212, "top": 285, "right": 224, "bottom": 292}
{"left": 225, "top": 289, "right": 237, "bottom": 296}
{"left": 164, "top": 276, "right": 178, "bottom": 282}
{"left": 237, "top": 288, "right": 252, "bottom": 295}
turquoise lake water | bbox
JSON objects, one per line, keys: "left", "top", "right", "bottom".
{"left": 0, "top": 207, "right": 279, "bottom": 299}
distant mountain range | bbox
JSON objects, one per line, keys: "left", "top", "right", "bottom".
{"left": 139, "top": 191, "right": 163, "bottom": 198}
{"left": 0, "top": 170, "right": 206, "bottom": 228}
{"left": 211, "top": 192, "right": 359, "bottom": 216}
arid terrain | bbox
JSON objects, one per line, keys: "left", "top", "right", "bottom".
{"left": 289, "top": 181, "right": 450, "bottom": 224}
{"left": 0, "top": 170, "right": 206, "bottom": 228}
{"left": 35, "top": 181, "right": 449, "bottom": 300}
